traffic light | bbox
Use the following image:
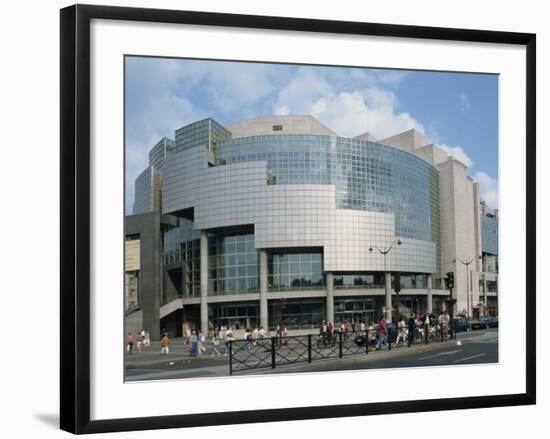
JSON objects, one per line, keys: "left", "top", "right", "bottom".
{"left": 394, "top": 274, "right": 401, "bottom": 293}
{"left": 446, "top": 272, "right": 454, "bottom": 289}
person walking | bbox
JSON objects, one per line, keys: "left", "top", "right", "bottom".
{"left": 198, "top": 330, "right": 207, "bottom": 356}
{"left": 351, "top": 317, "right": 356, "bottom": 333}
{"left": 319, "top": 320, "right": 327, "bottom": 346}
{"left": 407, "top": 313, "right": 416, "bottom": 347}
{"left": 376, "top": 317, "right": 387, "bottom": 350}
{"left": 442, "top": 310, "right": 450, "bottom": 341}
{"left": 396, "top": 317, "right": 406, "bottom": 345}
{"left": 328, "top": 322, "right": 335, "bottom": 344}
{"left": 244, "top": 328, "right": 252, "bottom": 350}
{"left": 126, "top": 332, "right": 134, "bottom": 353}
{"left": 183, "top": 326, "right": 191, "bottom": 346}
{"left": 189, "top": 330, "right": 198, "bottom": 357}
{"left": 252, "top": 326, "right": 259, "bottom": 346}
{"left": 211, "top": 335, "right": 221, "bottom": 356}
{"left": 282, "top": 327, "right": 289, "bottom": 346}
{"left": 135, "top": 330, "right": 143, "bottom": 353}
{"left": 160, "top": 332, "right": 170, "bottom": 355}
{"left": 143, "top": 329, "right": 150, "bottom": 348}
{"left": 424, "top": 314, "right": 431, "bottom": 342}
{"left": 225, "top": 326, "right": 234, "bottom": 356}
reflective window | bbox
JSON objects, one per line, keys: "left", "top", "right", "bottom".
{"left": 208, "top": 233, "right": 258, "bottom": 295}
{"left": 268, "top": 300, "right": 325, "bottom": 330}
{"left": 268, "top": 250, "right": 325, "bottom": 291}
{"left": 393, "top": 273, "right": 427, "bottom": 289}
{"left": 162, "top": 218, "right": 201, "bottom": 300}
{"left": 210, "top": 302, "right": 259, "bottom": 330}
{"left": 333, "top": 272, "right": 384, "bottom": 289}
{"left": 482, "top": 214, "right": 498, "bottom": 255}
{"left": 334, "top": 298, "right": 376, "bottom": 325}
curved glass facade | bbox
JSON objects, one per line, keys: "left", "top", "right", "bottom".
{"left": 133, "top": 167, "right": 154, "bottom": 214}
{"left": 215, "top": 135, "right": 440, "bottom": 243}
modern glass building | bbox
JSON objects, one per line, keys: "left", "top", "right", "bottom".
{"left": 125, "top": 115, "right": 497, "bottom": 337}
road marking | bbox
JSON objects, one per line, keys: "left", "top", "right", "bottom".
{"left": 453, "top": 353, "right": 486, "bottom": 363}
{"left": 419, "top": 349, "right": 462, "bottom": 360}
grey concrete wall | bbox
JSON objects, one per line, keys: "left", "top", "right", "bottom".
{"left": 125, "top": 212, "right": 162, "bottom": 338}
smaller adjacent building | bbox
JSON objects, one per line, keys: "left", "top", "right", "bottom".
{"left": 479, "top": 203, "right": 499, "bottom": 317}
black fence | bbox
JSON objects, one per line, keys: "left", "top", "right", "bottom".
{"left": 229, "top": 332, "right": 367, "bottom": 374}
{"left": 229, "top": 322, "right": 459, "bottom": 374}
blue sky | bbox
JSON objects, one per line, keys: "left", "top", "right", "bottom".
{"left": 125, "top": 57, "right": 498, "bottom": 213}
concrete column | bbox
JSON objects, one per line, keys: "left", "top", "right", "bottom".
{"left": 259, "top": 249, "right": 268, "bottom": 330}
{"left": 385, "top": 272, "right": 392, "bottom": 323}
{"left": 200, "top": 231, "right": 208, "bottom": 335}
{"left": 427, "top": 274, "right": 433, "bottom": 314}
{"left": 326, "top": 272, "right": 334, "bottom": 324}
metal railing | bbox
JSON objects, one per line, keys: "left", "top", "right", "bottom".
{"left": 229, "top": 322, "right": 460, "bottom": 374}
{"left": 229, "top": 331, "right": 369, "bottom": 374}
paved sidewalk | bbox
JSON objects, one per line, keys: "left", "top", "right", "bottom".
{"left": 125, "top": 329, "right": 489, "bottom": 373}
{"left": 125, "top": 339, "right": 229, "bottom": 368}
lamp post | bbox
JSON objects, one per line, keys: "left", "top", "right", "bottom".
{"left": 454, "top": 256, "right": 482, "bottom": 318}
{"left": 480, "top": 253, "right": 487, "bottom": 317}
{"left": 369, "top": 239, "right": 402, "bottom": 323}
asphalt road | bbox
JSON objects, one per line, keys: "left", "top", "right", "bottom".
{"left": 268, "top": 329, "right": 498, "bottom": 374}
{"left": 125, "top": 329, "right": 498, "bottom": 381}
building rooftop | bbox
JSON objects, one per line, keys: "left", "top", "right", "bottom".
{"left": 225, "top": 114, "right": 337, "bottom": 138}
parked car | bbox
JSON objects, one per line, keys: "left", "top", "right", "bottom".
{"left": 470, "top": 319, "right": 485, "bottom": 330}
{"left": 452, "top": 316, "right": 470, "bottom": 332}
{"left": 471, "top": 316, "right": 498, "bottom": 329}
{"left": 480, "top": 316, "right": 498, "bottom": 328}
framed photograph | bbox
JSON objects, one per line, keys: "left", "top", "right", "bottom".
{"left": 60, "top": 4, "right": 536, "bottom": 434}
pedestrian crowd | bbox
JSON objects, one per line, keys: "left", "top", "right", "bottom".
{"left": 125, "top": 310, "right": 454, "bottom": 357}
{"left": 126, "top": 329, "right": 151, "bottom": 354}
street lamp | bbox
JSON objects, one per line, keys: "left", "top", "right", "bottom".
{"left": 454, "top": 256, "right": 482, "bottom": 318}
{"left": 369, "top": 239, "right": 402, "bottom": 322}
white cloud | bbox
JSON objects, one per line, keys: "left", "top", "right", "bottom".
{"left": 439, "top": 144, "right": 474, "bottom": 168}
{"left": 460, "top": 92, "right": 471, "bottom": 112}
{"left": 309, "top": 90, "right": 424, "bottom": 139}
{"left": 202, "top": 63, "right": 276, "bottom": 115}
{"left": 273, "top": 68, "right": 334, "bottom": 115}
{"left": 273, "top": 68, "right": 424, "bottom": 139}
{"left": 473, "top": 171, "right": 499, "bottom": 209}
{"left": 374, "top": 70, "right": 408, "bottom": 86}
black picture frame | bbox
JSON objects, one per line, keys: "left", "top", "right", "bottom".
{"left": 60, "top": 4, "right": 536, "bottom": 434}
